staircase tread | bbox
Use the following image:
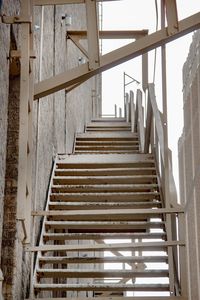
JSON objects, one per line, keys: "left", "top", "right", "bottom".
{"left": 39, "top": 255, "right": 168, "bottom": 263}
{"left": 36, "top": 268, "right": 169, "bottom": 278}
{"left": 33, "top": 283, "right": 170, "bottom": 291}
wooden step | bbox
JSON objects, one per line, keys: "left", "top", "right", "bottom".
{"left": 86, "top": 128, "right": 131, "bottom": 132}
{"left": 75, "top": 146, "right": 139, "bottom": 151}
{"left": 45, "top": 220, "right": 164, "bottom": 230}
{"left": 91, "top": 117, "right": 126, "bottom": 122}
{"left": 54, "top": 167, "right": 156, "bottom": 176}
{"left": 51, "top": 184, "right": 158, "bottom": 193}
{"left": 39, "top": 255, "right": 168, "bottom": 265}
{"left": 48, "top": 201, "right": 161, "bottom": 210}
{"left": 50, "top": 191, "right": 160, "bottom": 202}
{"left": 34, "top": 283, "right": 170, "bottom": 292}
{"left": 53, "top": 175, "right": 157, "bottom": 185}
{"left": 86, "top": 122, "right": 131, "bottom": 127}
{"left": 75, "top": 141, "right": 139, "bottom": 145}
{"left": 27, "top": 296, "right": 187, "bottom": 300}
{"left": 76, "top": 132, "right": 138, "bottom": 139}
{"left": 34, "top": 208, "right": 181, "bottom": 221}
{"left": 26, "top": 241, "right": 183, "bottom": 253}
{"left": 56, "top": 153, "right": 154, "bottom": 167}
{"left": 43, "top": 232, "right": 166, "bottom": 241}
{"left": 74, "top": 150, "right": 139, "bottom": 154}
{"left": 36, "top": 269, "right": 169, "bottom": 279}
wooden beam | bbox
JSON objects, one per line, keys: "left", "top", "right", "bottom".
{"left": 34, "top": 12, "right": 200, "bottom": 99}
{"left": 39, "top": 255, "right": 168, "bottom": 264}
{"left": 28, "top": 297, "right": 187, "bottom": 300}
{"left": 36, "top": 268, "right": 169, "bottom": 278}
{"left": 25, "top": 240, "right": 185, "bottom": 252}
{"left": 34, "top": 0, "right": 119, "bottom": 5}
{"left": 165, "top": 0, "right": 179, "bottom": 35}
{"left": 68, "top": 35, "right": 89, "bottom": 58}
{"left": 85, "top": 0, "right": 100, "bottom": 70}
{"left": 32, "top": 207, "right": 184, "bottom": 217}
{"left": 67, "top": 30, "right": 149, "bottom": 39}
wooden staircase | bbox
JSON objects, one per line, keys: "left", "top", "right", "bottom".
{"left": 27, "top": 118, "right": 186, "bottom": 300}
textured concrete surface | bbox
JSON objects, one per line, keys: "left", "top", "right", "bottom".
{"left": 179, "top": 30, "right": 200, "bottom": 300}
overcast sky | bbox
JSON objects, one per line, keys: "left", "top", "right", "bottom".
{"left": 101, "top": 0, "right": 200, "bottom": 192}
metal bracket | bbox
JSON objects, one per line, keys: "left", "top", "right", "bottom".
{"left": 17, "top": 218, "right": 28, "bottom": 244}
{"left": 0, "top": 15, "right": 32, "bottom": 24}
{"left": 8, "top": 50, "right": 36, "bottom": 59}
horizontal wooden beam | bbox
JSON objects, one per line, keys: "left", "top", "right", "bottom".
{"left": 34, "top": 12, "right": 200, "bottom": 99}
{"left": 33, "top": 283, "right": 170, "bottom": 291}
{"left": 39, "top": 255, "right": 168, "bottom": 264}
{"left": 67, "top": 30, "right": 149, "bottom": 39}
{"left": 33, "top": 0, "right": 118, "bottom": 5}
{"left": 43, "top": 231, "right": 166, "bottom": 240}
{"left": 36, "top": 268, "right": 169, "bottom": 278}
{"left": 25, "top": 240, "right": 185, "bottom": 252}
{"left": 28, "top": 297, "right": 187, "bottom": 300}
{"left": 32, "top": 207, "right": 184, "bottom": 217}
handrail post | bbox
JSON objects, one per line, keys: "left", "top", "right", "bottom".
{"left": 125, "top": 93, "right": 129, "bottom": 122}
{"left": 114, "top": 104, "right": 117, "bottom": 117}
{"left": 144, "top": 90, "right": 153, "bottom": 153}
{"left": 137, "top": 89, "right": 145, "bottom": 152}
{"left": 130, "top": 90, "right": 135, "bottom": 132}
{"left": 119, "top": 107, "right": 122, "bottom": 118}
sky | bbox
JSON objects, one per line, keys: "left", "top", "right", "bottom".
{"left": 100, "top": 0, "right": 200, "bottom": 194}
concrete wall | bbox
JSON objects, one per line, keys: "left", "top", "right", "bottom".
{"left": 178, "top": 30, "right": 200, "bottom": 300}
{"left": 0, "top": 2, "right": 100, "bottom": 299}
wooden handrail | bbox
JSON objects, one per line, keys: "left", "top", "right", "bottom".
{"left": 148, "top": 83, "right": 164, "bottom": 161}
{"left": 136, "top": 89, "right": 145, "bottom": 152}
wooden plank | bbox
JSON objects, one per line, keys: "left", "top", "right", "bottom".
{"left": 56, "top": 154, "right": 153, "bottom": 166}
{"left": 50, "top": 191, "right": 160, "bottom": 202}
{"left": 53, "top": 175, "right": 157, "bottom": 184}
{"left": 28, "top": 297, "right": 187, "bottom": 300}
{"left": 44, "top": 220, "right": 164, "bottom": 230}
{"left": 33, "top": 207, "right": 184, "bottom": 217}
{"left": 48, "top": 201, "right": 161, "bottom": 210}
{"left": 25, "top": 240, "right": 184, "bottom": 252}
{"left": 86, "top": 122, "right": 131, "bottom": 127}
{"left": 36, "top": 268, "right": 169, "bottom": 278}
{"left": 34, "top": 0, "right": 119, "bottom": 4}
{"left": 55, "top": 167, "right": 156, "bottom": 176}
{"left": 51, "top": 183, "right": 159, "bottom": 193}
{"left": 67, "top": 30, "right": 149, "bottom": 39}
{"left": 34, "top": 283, "right": 169, "bottom": 292}
{"left": 43, "top": 231, "right": 165, "bottom": 241}
{"left": 39, "top": 255, "right": 168, "bottom": 264}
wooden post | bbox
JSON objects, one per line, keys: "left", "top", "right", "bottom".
{"left": 161, "top": 1, "right": 175, "bottom": 295}
{"left": 119, "top": 107, "right": 122, "bottom": 118}
{"left": 125, "top": 93, "right": 129, "bottom": 122}
{"left": 114, "top": 104, "right": 117, "bottom": 117}
{"left": 130, "top": 90, "right": 135, "bottom": 132}
{"left": 16, "top": 0, "right": 33, "bottom": 244}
